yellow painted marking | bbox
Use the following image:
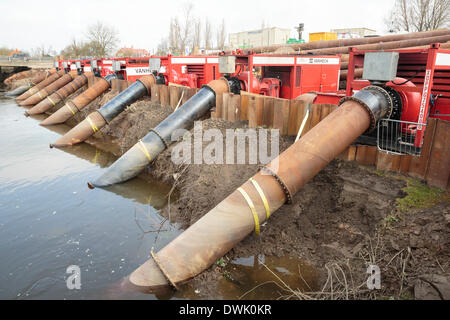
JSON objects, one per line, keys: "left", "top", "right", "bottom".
{"left": 86, "top": 116, "right": 99, "bottom": 133}
{"left": 66, "top": 104, "right": 76, "bottom": 115}
{"left": 136, "top": 140, "right": 152, "bottom": 161}
{"left": 238, "top": 187, "right": 260, "bottom": 235}
{"left": 249, "top": 178, "right": 271, "bottom": 220}
{"left": 47, "top": 96, "right": 56, "bottom": 106}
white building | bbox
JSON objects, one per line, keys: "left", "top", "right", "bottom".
{"left": 330, "top": 27, "right": 377, "bottom": 39}
{"left": 229, "top": 27, "right": 291, "bottom": 49}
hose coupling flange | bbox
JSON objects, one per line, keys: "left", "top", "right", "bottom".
{"left": 338, "top": 85, "right": 393, "bottom": 133}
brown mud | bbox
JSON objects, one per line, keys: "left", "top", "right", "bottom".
{"left": 9, "top": 75, "right": 450, "bottom": 299}
{"left": 148, "top": 119, "right": 449, "bottom": 300}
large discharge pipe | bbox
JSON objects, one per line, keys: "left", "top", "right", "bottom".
{"left": 19, "top": 71, "right": 77, "bottom": 106}
{"left": 40, "top": 73, "right": 118, "bottom": 126}
{"left": 49, "top": 75, "right": 162, "bottom": 147}
{"left": 16, "top": 69, "right": 62, "bottom": 101}
{"left": 3, "top": 69, "right": 34, "bottom": 87}
{"left": 24, "top": 73, "right": 90, "bottom": 116}
{"left": 87, "top": 78, "right": 234, "bottom": 188}
{"left": 5, "top": 84, "right": 33, "bottom": 97}
{"left": 127, "top": 86, "right": 393, "bottom": 290}
{"left": 220, "top": 29, "right": 450, "bottom": 54}
{"left": 5, "top": 71, "right": 52, "bottom": 97}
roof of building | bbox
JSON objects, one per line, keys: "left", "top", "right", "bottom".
{"left": 116, "top": 47, "right": 149, "bottom": 57}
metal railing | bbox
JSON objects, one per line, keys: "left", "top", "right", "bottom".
{"left": 377, "top": 118, "right": 426, "bottom": 156}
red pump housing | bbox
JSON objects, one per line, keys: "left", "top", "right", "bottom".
{"left": 226, "top": 53, "right": 341, "bottom": 99}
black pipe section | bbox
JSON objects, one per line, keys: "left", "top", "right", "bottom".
{"left": 104, "top": 73, "right": 119, "bottom": 84}
{"left": 99, "top": 80, "right": 148, "bottom": 122}
{"left": 99, "top": 75, "right": 163, "bottom": 122}
{"left": 88, "top": 86, "right": 217, "bottom": 188}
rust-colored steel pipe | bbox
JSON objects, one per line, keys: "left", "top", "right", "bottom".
{"left": 87, "top": 78, "right": 233, "bottom": 188}
{"left": 3, "top": 69, "right": 33, "bottom": 86}
{"left": 303, "top": 34, "right": 450, "bottom": 55}
{"left": 218, "top": 29, "right": 450, "bottom": 55}
{"left": 24, "top": 73, "right": 90, "bottom": 116}
{"left": 7, "top": 72, "right": 47, "bottom": 97}
{"left": 16, "top": 69, "right": 61, "bottom": 101}
{"left": 49, "top": 75, "right": 158, "bottom": 147}
{"left": 19, "top": 71, "right": 77, "bottom": 106}
{"left": 340, "top": 68, "right": 363, "bottom": 80}
{"left": 339, "top": 42, "right": 450, "bottom": 71}
{"left": 5, "top": 84, "right": 33, "bottom": 97}
{"left": 128, "top": 86, "right": 393, "bottom": 290}
{"left": 40, "top": 73, "right": 118, "bottom": 126}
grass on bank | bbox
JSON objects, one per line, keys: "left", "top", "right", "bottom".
{"left": 396, "top": 178, "right": 449, "bottom": 212}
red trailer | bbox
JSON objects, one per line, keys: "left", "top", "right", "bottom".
{"left": 111, "top": 57, "right": 154, "bottom": 82}
{"left": 312, "top": 44, "right": 450, "bottom": 155}
{"left": 219, "top": 53, "right": 341, "bottom": 99}
{"left": 163, "top": 55, "right": 221, "bottom": 88}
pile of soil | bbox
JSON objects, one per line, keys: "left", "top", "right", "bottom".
{"left": 149, "top": 118, "right": 294, "bottom": 227}
{"left": 146, "top": 118, "right": 449, "bottom": 300}
{"left": 98, "top": 97, "right": 173, "bottom": 153}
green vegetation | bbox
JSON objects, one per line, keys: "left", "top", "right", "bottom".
{"left": 215, "top": 257, "right": 228, "bottom": 268}
{"left": 396, "top": 179, "right": 449, "bottom": 212}
{"left": 384, "top": 214, "right": 400, "bottom": 224}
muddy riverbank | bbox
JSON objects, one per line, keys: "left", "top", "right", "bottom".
{"left": 8, "top": 75, "right": 450, "bottom": 300}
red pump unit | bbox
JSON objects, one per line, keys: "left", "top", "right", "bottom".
{"left": 111, "top": 57, "right": 155, "bottom": 82}
{"left": 219, "top": 53, "right": 341, "bottom": 99}
{"left": 313, "top": 44, "right": 450, "bottom": 156}
{"left": 163, "top": 55, "right": 221, "bottom": 88}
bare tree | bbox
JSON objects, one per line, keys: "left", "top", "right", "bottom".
{"left": 216, "top": 19, "right": 226, "bottom": 50}
{"left": 86, "top": 21, "right": 119, "bottom": 57}
{"left": 30, "top": 44, "right": 55, "bottom": 58}
{"left": 156, "top": 37, "right": 170, "bottom": 56}
{"left": 167, "top": 2, "right": 195, "bottom": 55}
{"left": 62, "top": 38, "right": 84, "bottom": 58}
{"left": 192, "top": 18, "right": 202, "bottom": 53}
{"left": 169, "top": 18, "right": 177, "bottom": 54}
{"left": 180, "top": 2, "right": 194, "bottom": 54}
{"left": 386, "top": 0, "right": 450, "bottom": 32}
{"left": 204, "top": 18, "right": 213, "bottom": 50}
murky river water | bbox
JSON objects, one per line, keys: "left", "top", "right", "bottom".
{"left": 0, "top": 92, "right": 318, "bottom": 300}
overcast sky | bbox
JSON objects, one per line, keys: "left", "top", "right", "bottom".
{"left": 0, "top": 0, "right": 396, "bottom": 54}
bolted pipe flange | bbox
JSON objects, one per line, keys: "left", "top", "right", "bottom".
{"left": 339, "top": 85, "right": 392, "bottom": 133}
{"left": 259, "top": 166, "right": 293, "bottom": 204}
{"left": 137, "top": 74, "right": 157, "bottom": 95}
{"left": 148, "top": 128, "right": 170, "bottom": 150}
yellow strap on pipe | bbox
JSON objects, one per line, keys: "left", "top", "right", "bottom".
{"left": 37, "top": 91, "right": 44, "bottom": 99}
{"left": 237, "top": 187, "right": 260, "bottom": 235}
{"left": 86, "top": 116, "right": 99, "bottom": 133}
{"left": 136, "top": 140, "right": 152, "bottom": 161}
{"left": 249, "top": 178, "right": 271, "bottom": 220}
{"left": 48, "top": 96, "right": 56, "bottom": 106}
{"left": 66, "top": 104, "right": 76, "bottom": 115}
